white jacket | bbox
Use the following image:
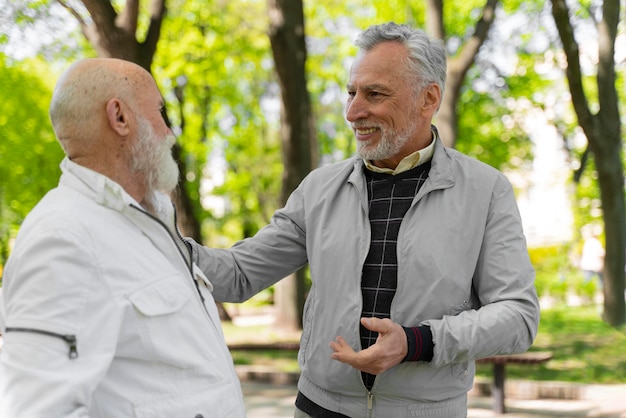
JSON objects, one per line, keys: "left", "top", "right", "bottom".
{"left": 0, "top": 158, "right": 245, "bottom": 417}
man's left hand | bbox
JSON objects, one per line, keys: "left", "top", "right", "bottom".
{"left": 329, "top": 317, "right": 407, "bottom": 375}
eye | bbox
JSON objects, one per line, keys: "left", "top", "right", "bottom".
{"left": 159, "top": 106, "right": 172, "bottom": 129}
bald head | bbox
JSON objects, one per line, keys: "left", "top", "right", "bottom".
{"left": 48, "top": 58, "right": 178, "bottom": 205}
{"left": 49, "top": 58, "right": 151, "bottom": 152}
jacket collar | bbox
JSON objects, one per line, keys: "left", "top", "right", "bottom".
{"left": 59, "top": 157, "right": 172, "bottom": 217}
{"left": 59, "top": 157, "right": 137, "bottom": 212}
{"left": 348, "top": 134, "right": 455, "bottom": 193}
{"left": 427, "top": 136, "right": 455, "bottom": 191}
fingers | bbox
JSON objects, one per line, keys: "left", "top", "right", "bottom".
{"left": 329, "top": 336, "right": 359, "bottom": 364}
{"left": 329, "top": 318, "right": 407, "bottom": 375}
{"left": 329, "top": 336, "right": 350, "bottom": 355}
{"left": 328, "top": 334, "right": 392, "bottom": 375}
{"left": 360, "top": 317, "right": 393, "bottom": 334}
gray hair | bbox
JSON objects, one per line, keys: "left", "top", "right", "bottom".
{"left": 355, "top": 22, "right": 447, "bottom": 96}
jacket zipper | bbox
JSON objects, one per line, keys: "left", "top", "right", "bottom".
{"left": 129, "top": 204, "right": 204, "bottom": 303}
{"left": 5, "top": 327, "right": 77, "bottom": 359}
{"left": 129, "top": 203, "right": 233, "bottom": 361}
{"left": 130, "top": 204, "right": 192, "bottom": 270}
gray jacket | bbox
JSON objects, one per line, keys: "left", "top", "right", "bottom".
{"left": 195, "top": 138, "right": 540, "bottom": 417}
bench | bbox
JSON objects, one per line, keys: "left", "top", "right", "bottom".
{"left": 475, "top": 351, "right": 552, "bottom": 414}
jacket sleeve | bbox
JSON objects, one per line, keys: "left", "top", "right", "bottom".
{"left": 192, "top": 182, "right": 309, "bottom": 303}
{"left": 423, "top": 173, "right": 540, "bottom": 366}
{"left": 1, "top": 222, "right": 121, "bottom": 417}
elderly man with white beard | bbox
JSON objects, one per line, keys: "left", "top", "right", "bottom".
{"left": 0, "top": 58, "right": 246, "bottom": 418}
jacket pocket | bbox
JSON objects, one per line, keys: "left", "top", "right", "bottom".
{"left": 128, "top": 276, "right": 190, "bottom": 316}
{"left": 298, "top": 289, "right": 315, "bottom": 367}
{"left": 4, "top": 327, "right": 78, "bottom": 359}
{"left": 133, "top": 381, "right": 245, "bottom": 418}
{"left": 450, "top": 361, "right": 470, "bottom": 381}
{"left": 127, "top": 276, "right": 214, "bottom": 370}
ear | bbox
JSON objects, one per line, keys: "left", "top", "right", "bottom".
{"left": 421, "top": 83, "right": 442, "bottom": 116}
{"left": 105, "top": 98, "right": 131, "bottom": 136}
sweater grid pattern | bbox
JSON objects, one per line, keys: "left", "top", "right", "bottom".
{"left": 360, "top": 162, "right": 430, "bottom": 391}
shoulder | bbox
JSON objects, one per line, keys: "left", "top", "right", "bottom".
{"left": 299, "top": 157, "right": 359, "bottom": 189}
{"left": 309, "top": 157, "right": 357, "bottom": 177}
{"left": 444, "top": 147, "right": 502, "bottom": 176}
{"left": 441, "top": 147, "right": 512, "bottom": 191}
{"left": 14, "top": 186, "right": 107, "bottom": 253}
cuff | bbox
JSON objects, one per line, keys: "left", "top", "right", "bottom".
{"left": 401, "top": 325, "right": 434, "bottom": 362}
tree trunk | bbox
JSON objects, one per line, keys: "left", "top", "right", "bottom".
{"left": 551, "top": 0, "right": 625, "bottom": 326}
{"left": 267, "top": 0, "right": 316, "bottom": 330}
{"left": 67, "top": 0, "right": 231, "bottom": 320}
{"left": 432, "top": 0, "right": 499, "bottom": 148}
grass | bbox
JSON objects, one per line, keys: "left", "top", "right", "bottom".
{"left": 223, "top": 303, "right": 626, "bottom": 383}
{"left": 222, "top": 320, "right": 301, "bottom": 373}
{"left": 478, "top": 304, "right": 626, "bottom": 384}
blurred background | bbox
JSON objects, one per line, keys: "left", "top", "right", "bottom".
{"left": 0, "top": 0, "right": 625, "bottom": 404}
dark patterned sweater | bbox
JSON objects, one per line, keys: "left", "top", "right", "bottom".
{"left": 295, "top": 161, "right": 436, "bottom": 416}
{"left": 360, "top": 161, "right": 434, "bottom": 391}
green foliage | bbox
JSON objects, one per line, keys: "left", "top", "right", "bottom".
{"left": 0, "top": 54, "right": 64, "bottom": 266}
{"left": 443, "top": 0, "right": 490, "bottom": 42}
{"left": 303, "top": 1, "right": 361, "bottom": 163}
{"left": 477, "top": 306, "right": 626, "bottom": 383}
{"left": 455, "top": 85, "right": 533, "bottom": 171}
{"left": 1, "top": 0, "right": 622, "bottom": 267}
{"left": 224, "top": 305, "right": 626, "bottom": 383}
{"left": 454, "top": 4, "right": 561, "bottom": 171}
{"left": 501, "top": 0, "right": 545, "bottom": 15}
{"left": 543, "top": 0, "right": 626, "bottom": 245}
{"left": 230, "top": 348, "right": 299, "bottom": 373}
{"left": 1, "top": 1, "right": 89, "bottom": 62}
{"left": 371, "top": 1, "right": 426, "bottom": 26}
{"left": 154, "top": 0, "right": 281, "bottom": 244}
{"left": 528, "top": 244, "right": 580, "bottom": 301}
{"left": 573, "top": 158, "right": 603, "bottom": 236}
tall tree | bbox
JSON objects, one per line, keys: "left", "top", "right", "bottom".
{"left": 267, "top": 0, "right": 317, "bottom": 330}
{"left": 51, "top": 0, "right": 237, "bottom": 318}
{"left": 550, "top": 0, "right": 625, "bottom": 326}
{"left": 430, "top": 0, "right": 500, "bottom": 148}
{"left": 56, "top": 0, "right": 201, "bottom": 241}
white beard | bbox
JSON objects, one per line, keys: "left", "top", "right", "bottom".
{"left": 131, "top": 117, "right": 179, "bottom": 195}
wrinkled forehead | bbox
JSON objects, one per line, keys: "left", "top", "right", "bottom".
{"left": 348, "top": 42, "right": 410, "bottom": 87}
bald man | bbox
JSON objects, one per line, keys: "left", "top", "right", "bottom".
{"left": 0, "top": 59, "right": 246, "bottom": 417}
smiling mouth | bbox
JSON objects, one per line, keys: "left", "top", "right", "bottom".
{"left": 355, "top": 127, "right": 379, "bottom": 135}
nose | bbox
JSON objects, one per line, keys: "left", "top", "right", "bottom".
{"left": 345, "top": 93, "right": 368, "bottom": 123}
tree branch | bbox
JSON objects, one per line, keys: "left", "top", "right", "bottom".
{"left": 426, "top": 0, "right": 445, "bottom": 39}
{"left": 573, "top": 146, "right": 589, "bottom": 183}
{"left": 56, "top": 0, "right": 86, "bottom": 27}
{"left": 116, "top": 0, "right": 139, "bottom": 35}
{"left": 448, "top": 0, "right": 498, "bottom": 80}
{"left": 549, "top": 0, "right": 594, "bottom": 132}
{"left": 139, "top": 0, "right": 167, "bottom": 70}
{"left": 80, "top": 0, "right": 119, "bottom": 38}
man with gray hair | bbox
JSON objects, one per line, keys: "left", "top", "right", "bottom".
{"left": 194, "top": 21, "right": 540, "bottom": 417}
{"left": 0, "top": 58, "right": 246, "bottom": 417}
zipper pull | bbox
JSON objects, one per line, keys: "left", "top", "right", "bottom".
{"left": 63, "top": 335, "right": 78, "bottom": 359}
{"left": 367, "top": 392, "right": 373, "bottom": 410}
{"left": 5, "top": 328, "right": 79, "bottom": 359}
